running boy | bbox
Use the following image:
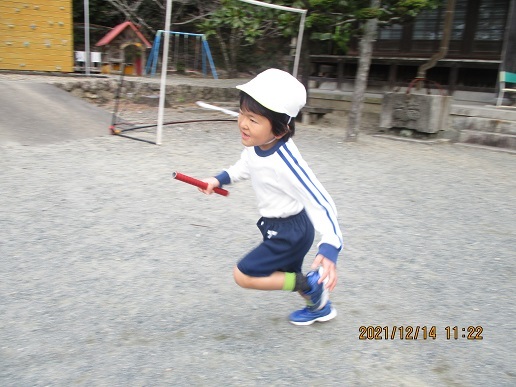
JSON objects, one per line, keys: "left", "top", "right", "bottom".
{"left": 199, "top": 69, "right": 343, "bottom": 325}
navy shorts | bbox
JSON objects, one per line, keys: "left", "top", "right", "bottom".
{"left": 237, "top": 209, "right": 315, "bottom": 277}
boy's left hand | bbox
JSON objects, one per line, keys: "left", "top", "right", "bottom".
{"left": 198, "top": 177, "right": 220, "bottom": 195}
{"left": 311, "top": 254, "right": 337, "bottom": 291}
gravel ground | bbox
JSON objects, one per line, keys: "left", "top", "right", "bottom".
{"left": 1, "top": 83, "right": 515, "bottom": 386}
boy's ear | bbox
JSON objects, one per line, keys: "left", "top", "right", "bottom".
{"left": 276, "top": 123, "right": 291, "bottom": 138}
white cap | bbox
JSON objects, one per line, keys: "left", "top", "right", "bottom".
{"left": 236, "top": 68, "right": 306, "bottom": 118}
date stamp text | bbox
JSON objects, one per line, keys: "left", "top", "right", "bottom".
{"left": 358, "top": 326, "right": 483, "bottom": 340}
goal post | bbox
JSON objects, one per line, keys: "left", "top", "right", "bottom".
{"left": 157, "top": 0, "right": 172, "bottom": 145}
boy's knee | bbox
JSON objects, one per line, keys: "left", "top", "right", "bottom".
{"left": 233, "top": 266, "right": 251, "bottom": 288}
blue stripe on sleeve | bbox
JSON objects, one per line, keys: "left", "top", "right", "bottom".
{"left": 277, "top": 146, "right": 342, "bottom": 249}
{"left": 282, "top": 145, "right": 335, "bottom": 211}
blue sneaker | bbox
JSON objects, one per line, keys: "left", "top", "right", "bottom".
{"left": 304, "top": 267, "right": 328, "bottom": 310}
{"left": 289, "top": 301, "right": 337, "bottom": 326}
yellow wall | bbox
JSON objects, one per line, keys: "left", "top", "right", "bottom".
{"left": 0, "top": 0, "right": 74, "bottom": 72}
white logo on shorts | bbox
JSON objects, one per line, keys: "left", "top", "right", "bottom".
{"left": 267, "top": 230, "right": 278, "bottom": 239}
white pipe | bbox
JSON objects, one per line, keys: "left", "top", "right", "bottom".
{"left": 157, "top": 0, "right": 173, "bottom": 145}
{"left": 293, "top": 11, "right": 306, "bottom": 78}
{"left": 196, "top": 101, "right": 239, "bottom": 117}
{"left": 239, "top": 0, "right": 305, "bottom": 14}
{"left": 84, "top": 0, "right": 90, "bottom": 76}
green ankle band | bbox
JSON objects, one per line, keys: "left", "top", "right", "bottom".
{"left": 282, "top": 272, "right": 296, "bottom": 291}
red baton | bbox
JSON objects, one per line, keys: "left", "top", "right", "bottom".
{"left": 172, "top": 171, "right": 229, "bottom": 197}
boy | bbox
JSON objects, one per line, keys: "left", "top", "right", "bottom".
{"left": 200, "top": 69, "right": 343, "bottom": 325}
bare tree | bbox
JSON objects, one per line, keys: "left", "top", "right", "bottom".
{"left": 345, "top": 0, "right": 380, "bottom": 142}
{"left": 105, "top": 0, "right": 156, "bottom": 34}
{"left": 101, "top": 0, "right": 214, "bottom": 36}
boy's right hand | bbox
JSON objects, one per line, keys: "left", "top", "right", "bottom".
{"left": 199, "top": 177, "right": 220, "bottom": 195}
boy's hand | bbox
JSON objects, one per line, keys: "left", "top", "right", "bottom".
{"left": 199, "top": 177, "right": 220, "bottom": 195}
{"left": 311, "top": 254, "right": 337, "bottom": 291}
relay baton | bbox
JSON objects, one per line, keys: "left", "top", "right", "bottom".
{"left": 172, "top": 171, "right": 229, "bottom": 197}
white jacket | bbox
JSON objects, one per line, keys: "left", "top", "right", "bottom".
{"left": 215, "top": 138, "right": 343, "bottom": 263}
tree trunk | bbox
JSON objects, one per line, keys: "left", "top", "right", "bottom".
{"left": 215, "top": 28, "right": 235, "bottom": 77}
{"left": 417, "top": 0, "right": 456, "bottom": 80}
{"left": 228, "top": 28, "right": 240, "bottom": 78}
{"left": 345, "top": 0, "right": 380, "bottom": 142}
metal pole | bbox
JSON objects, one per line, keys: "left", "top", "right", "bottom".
{"left": 293, "top": 11, "right": 306, "bottom": 78}
{"left": 84, "top": 0, "right": 90, "bottom": 76}
{"left": 157, "top": 0, "right": 173, "bottom": 145}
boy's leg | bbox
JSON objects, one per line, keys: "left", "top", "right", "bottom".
{"left": 233, "top": 210, "right": 335, "bottom": 324}
{"left": 233, "top": 266, "right": 285, "bottom": 290}
{"left": 233, "top": 265, "right": 336, "bottom": 325}
{"left": 233, "top": 266, "right": 310, "bottom": 292}
{"left": 236, "top": 266, "right": 330, "bottom": 313}
{"left": 235, "top": 211, "right": 315, "bottom": 290}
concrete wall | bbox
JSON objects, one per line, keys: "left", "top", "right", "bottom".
{"left": 308, "top": 87, "right": 516, "bottom": 149}
{"left": 0, "top": 0, "right": 74, "bottom": 72}
{"left": 53, "top": 78, "right": 240, "bottom": 106}
{"left": 307, "top": 89, "right": 383, "bottom": 133}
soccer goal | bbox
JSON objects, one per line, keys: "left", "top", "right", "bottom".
{"left": 152, "top": 0, "right": 307, "bottom": 145}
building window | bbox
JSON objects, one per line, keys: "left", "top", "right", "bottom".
{"left": 412, "top": 7, "right": 442, "bottom": 40}
{"left": 374, "top": 0, "right": 509, "bottom": 57}
{"left": 450, "top": 0, "right": 467, "bottom": 40}
{"left": 378, "top": 24, "right": 402, "bottom": 40}
{"left": 475, "top": 0, "right": 507, "bottom": 40}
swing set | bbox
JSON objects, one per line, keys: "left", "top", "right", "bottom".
{"left": 145, "top": 30, "right": 218, "bottom": 79}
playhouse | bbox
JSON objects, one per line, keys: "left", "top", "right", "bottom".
{"left": 96, "top": 21, "right": 152, "bottom": 76}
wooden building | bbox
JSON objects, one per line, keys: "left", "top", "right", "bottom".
{"left": 310, "top": 0, "right": 514, "bottom": 94}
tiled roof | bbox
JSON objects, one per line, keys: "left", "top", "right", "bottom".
{"left": 96, "top": 21, "right": 152, "bottom": 48}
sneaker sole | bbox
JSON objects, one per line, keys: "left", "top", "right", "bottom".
{"left": 289, "top": 307, "right": 337, "bottom": 326}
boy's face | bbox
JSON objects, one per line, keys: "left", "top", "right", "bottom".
{"left": 238, "top": 108, "right": 281, "bottom": 150}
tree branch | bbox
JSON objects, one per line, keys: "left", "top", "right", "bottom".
{"left": 105, "top": 0, "right": 157, "bottom": 35}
